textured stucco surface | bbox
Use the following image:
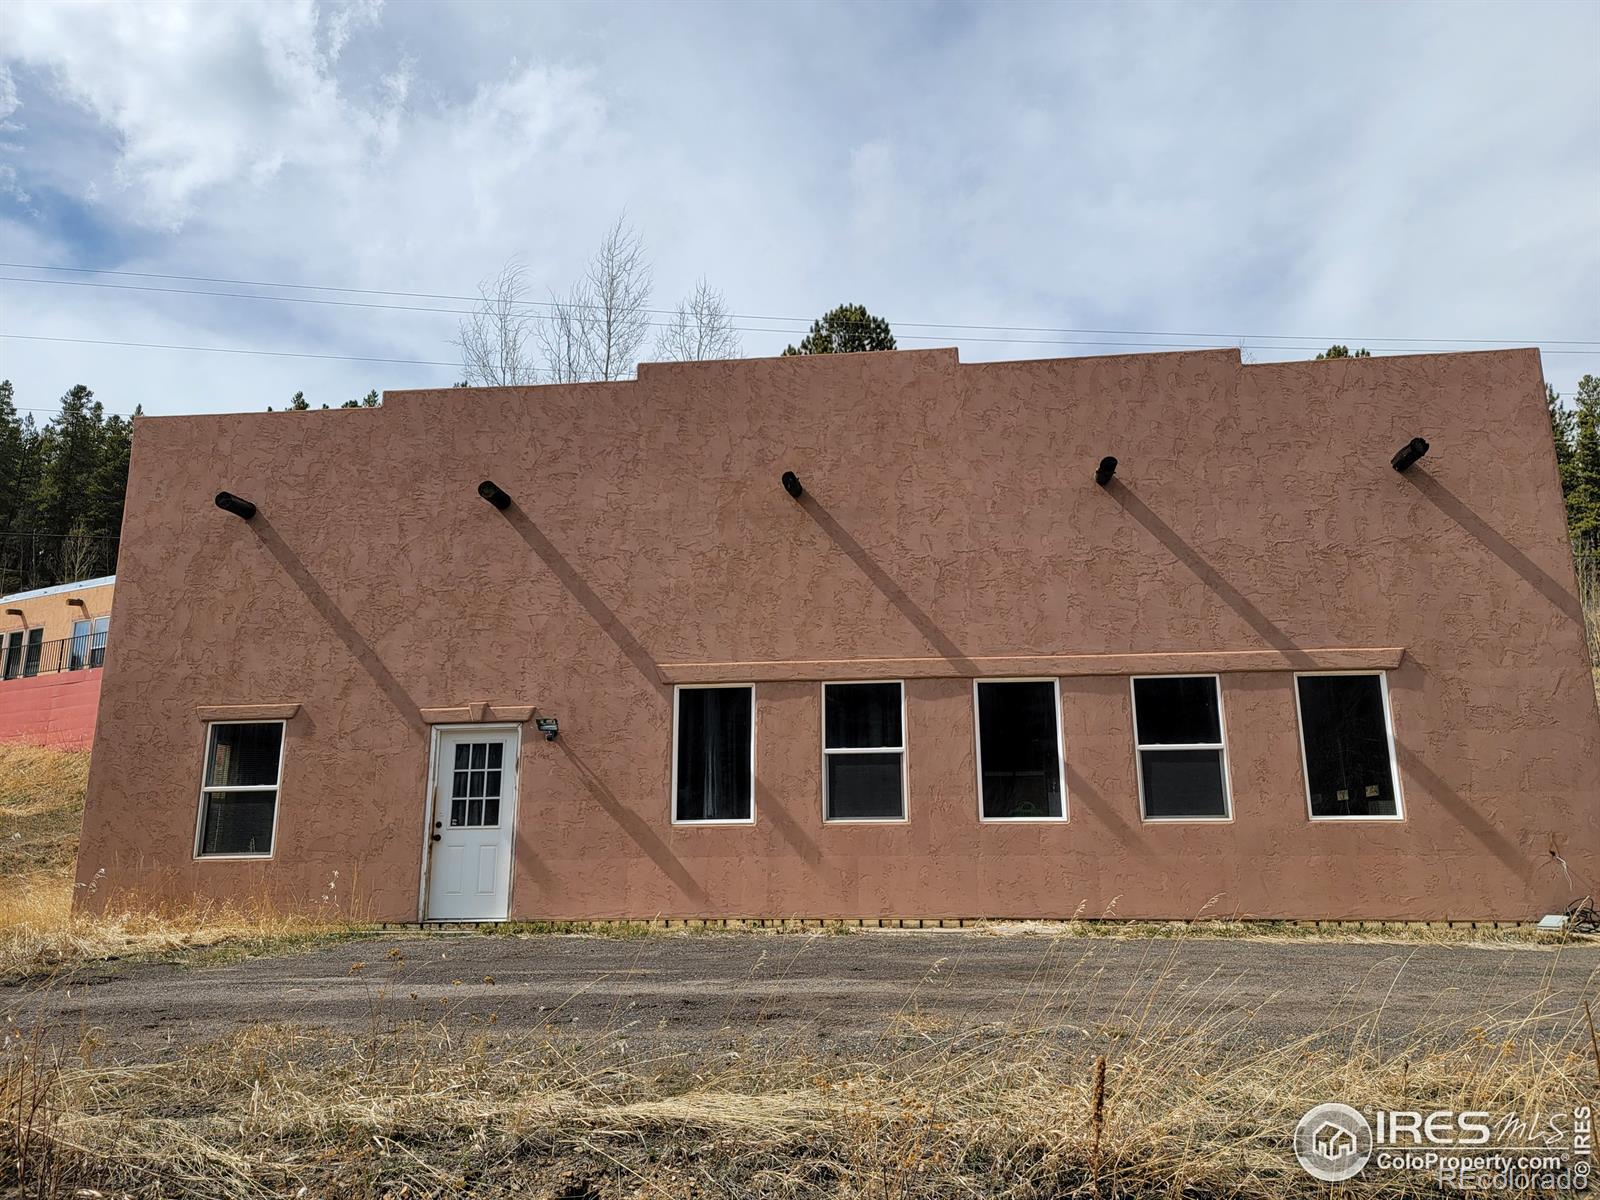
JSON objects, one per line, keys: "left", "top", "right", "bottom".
{"left": 75, "top": 347, "right": 1600, "bottom": 920}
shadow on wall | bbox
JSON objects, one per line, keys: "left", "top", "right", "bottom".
{"left": 252, "top": 517, "right": 423, "bottom": 731}
{"left": 556, "top": 737, "right": 707, "bottom": 905}
{"left": 1404, "top": 469, "right": 1586, "bottom": 628}
{"left": 499, "top": 504, "right": 667, "bottom": 698}
{"left": 797, "top": 491, "right": 977, "bottom": 673}
{"left": 756, "top": 779, "right": 823, "bottom": 866}
{"left": 1391, "top": 741, "right": 1526, "bottom": 879}
{"left": 1107, "top": 481, "right": 1315, "bottom": 667}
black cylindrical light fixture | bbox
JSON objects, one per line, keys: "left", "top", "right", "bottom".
{"left": 1391, "top": 438, "right": 1429, "bottom": 473}
{"left": 1095, "top": 456, "right": 1118, "bottom": 487}
{"left": 214, "top": 491, "right": 257, "bottom": 520}
{"left": 478, "top": 480, "right": 512, "bottom": 510}
{"left": 781, "top": 471, "right": 804, "bottom": 500}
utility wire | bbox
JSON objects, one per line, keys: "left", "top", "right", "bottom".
{"left": 3, "top": 260, "right": 1596, "bottom": 349}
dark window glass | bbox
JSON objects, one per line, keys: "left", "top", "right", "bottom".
{"left": 825, "top": 753, "right": 904, "bottom": 820}
{"left": 1139, "top": 749, "right": 1228, "bottom": 818}
{"left": 825, "top": 682, "right": 902, "bottom": 749}
{"left": 1297, "top": 675, "right": 1399, "bottom": 817}
{"left": 977, "top": 681, "right": 1063, "bottom": 819}
{"left": 1133, "top": 676, "right": 1222, "bottom": 745}
{"left": 1, "top": 632, "right": 20, "bottom": 680}
{"left": 205, "top": 723, "right": 283, "bottom": 787}
{"left": 199, "top": 792, "right": 277, "bottom": 855}
{"left": 675, "top": 687, "right": 754, "bottom": 821}
{"left": 23, "top": 628, "right": 43, "bottom": 677}
{"left": 1133, "top": 677, "right": 1227, "bottom": 818}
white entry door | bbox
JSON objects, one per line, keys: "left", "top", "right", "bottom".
{"left": 426, "top": 728, "right": 518, "bottom": 921}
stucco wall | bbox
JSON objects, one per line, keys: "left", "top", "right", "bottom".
{"left": 75, "top": 347, "right": 1600, "bottom": 920}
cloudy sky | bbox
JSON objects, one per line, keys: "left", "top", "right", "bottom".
{"left": 1, "top": 0, "right": 1596, "bottom": 421}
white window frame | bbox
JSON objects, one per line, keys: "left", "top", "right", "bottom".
{"left": 821, "top": 679, "right": 909, "bottom": 824}
{"left": 1294, "top": 670, "right": 1406, "bottom": 822}
{"left": 670, "top": 683, "right": 757, "bottom": 826}
{"left": 193, "top": 719, "right": 286, "bottom": 860}
{"left": 973, "top": 677, "right": 1068, "bottom": 823}
{"left": 1130, "top": 674, "right": 1233, "bottom": 823}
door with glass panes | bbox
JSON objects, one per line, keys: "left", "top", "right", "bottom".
{"left": 425, "top": 728, "right": 519, "bottom": 920}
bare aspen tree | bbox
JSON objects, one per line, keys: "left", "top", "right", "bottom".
{"left": 654, "top": 278, "right": 742, "bottom": 362}
{"left": 539, "top": 215, "right": 654, "bottom": 383}
{"left": 453, "top": 262, "right": 541, "bottom": 386}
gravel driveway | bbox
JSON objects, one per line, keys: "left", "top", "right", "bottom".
{"left": 16, "top": 930, "right": 1599, "bottom": 1063}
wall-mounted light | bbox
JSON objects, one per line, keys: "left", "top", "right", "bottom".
{"left": 66, "top": 597, "right": 87, "bottom": 609}
{"left": 214, "top": 492, "right": 257, "bottom": 520}
{"left": 1095, "top": 456, "right": 1118, "bottom": 487}
{"left": 535, "top": 715, "right": 559, "bottom": 742}
{"left": 1391, "top": 438, "right": 1429, "bottom": 473}
{"left": 478, "top": 480, "right": 512, "bottom": 510}
{"left": 781, "top": 471, "right": 804, "bottom": 500}
{"left": 4, "top": 608, "right": 22, "bottom": 619}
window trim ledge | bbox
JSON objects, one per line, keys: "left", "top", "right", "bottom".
{"left": 195, "top": 703, "right": 300, "bottom": 722}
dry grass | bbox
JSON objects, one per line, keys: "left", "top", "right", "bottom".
{"left": 0, "top": 744, "right": 364, "bottom": 982}
{"left": 6, "top": 943, "right": 1598, "bottom": 1197}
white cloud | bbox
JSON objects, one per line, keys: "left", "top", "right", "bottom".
{"left": 0, "top": 0, "right": 1595, "bottom": 419}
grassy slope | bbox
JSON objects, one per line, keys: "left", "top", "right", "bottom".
{"left": 0, "top": 743, "right": 88, "bottom": 884}
{"left": 0, "top": 744, "right": 360, "bottom": 981}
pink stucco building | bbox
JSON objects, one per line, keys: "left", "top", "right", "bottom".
{"left": 74, "top": 347, "right": 1600, "bottom": 922}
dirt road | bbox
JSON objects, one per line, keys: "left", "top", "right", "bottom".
{"left": 16, "top": 930, "right": 1599, "bottom": 1062}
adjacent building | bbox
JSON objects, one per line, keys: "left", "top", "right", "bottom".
{"left": 1, "top": 575, "right": 114, "bottom": 749}
{"left": 74, "top": 348, "right": 1600, "bottom": 921}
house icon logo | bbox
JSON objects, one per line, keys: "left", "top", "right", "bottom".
{"left": 1294, "top": 1103, "right": 1373, "bottom": 1182}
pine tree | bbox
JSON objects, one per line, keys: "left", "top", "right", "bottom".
{"left": 782, "top": 304, "right": 896, "bottom": 355}
{"left": 1547, "top": 383, "right": 1578, "bottom": 503}
{"left": 1570, "top": 375, "right": 1600, "bottom": 542}
{"left": 87, "top": 406, "right": 139, "bottom": 539}
{"left": 35, "top": 385, "right": 107, "bottom": 540}
{"left": 1315, "top": 345, "right": 1372, "bottom": 359}
{"left": 0, "top": 380, "right": 26, "bottom": 533}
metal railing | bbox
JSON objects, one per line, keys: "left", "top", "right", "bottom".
{"left": 0, "top": 633, "right": 108, "bottom": 681}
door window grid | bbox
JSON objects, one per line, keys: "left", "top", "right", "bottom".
{"left": 1130, "top": 675, "right": 1232, "bottom": 821}
{"left": 449, "top": 740, "right": 504, "bottom": 827}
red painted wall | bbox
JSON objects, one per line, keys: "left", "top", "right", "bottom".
{"left": 0, "top": 669, "right": 102, "bottom": 750}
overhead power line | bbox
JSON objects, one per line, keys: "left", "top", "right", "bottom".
{"left": 3, "top": 260, "right": 1597, "bottom": 350}
{"left": 2, "top": 333, "right": 458, "bottom": 368}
